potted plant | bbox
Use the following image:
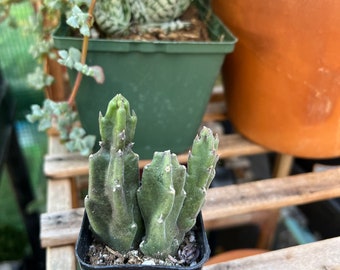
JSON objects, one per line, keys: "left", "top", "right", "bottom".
{"left": 53, "top": 0, "right": 236, "bottom": 159}
{"left": 76, "top": 93, "right": 219, "bottom": 269}
{"left": 1, "top": 0, "right": 236, "bottom": 158}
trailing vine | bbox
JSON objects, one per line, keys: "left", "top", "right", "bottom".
{"left": 25, "top": 0, "right": 103, "bottom": 155}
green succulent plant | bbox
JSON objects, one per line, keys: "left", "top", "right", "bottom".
{"left": 85, "top": 94, "right": 219, "bottom": 260}
{"left": 94, "top": 0, "right": 193, "bottom": 34}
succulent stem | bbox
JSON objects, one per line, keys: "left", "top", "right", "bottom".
{"left": 85, "top": 94, "right": 219, "bottom": 259}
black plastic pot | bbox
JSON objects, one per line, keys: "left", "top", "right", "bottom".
{"left": 75, "top": 211, "right": 210, "bottom": 270}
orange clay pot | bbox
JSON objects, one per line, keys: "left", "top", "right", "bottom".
{"left": 212, "top": 0, "right": 340, "bottom": 158}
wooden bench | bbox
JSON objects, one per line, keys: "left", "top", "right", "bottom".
{"left": 41, "top": 91, "right": 340, "bottom": 269}
{"left": 42, "top": 147, "right": 340, "bottom": 269}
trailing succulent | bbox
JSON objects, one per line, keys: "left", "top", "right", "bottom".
{"left": 85, "top": 94, "right": 219, "bottom": 260}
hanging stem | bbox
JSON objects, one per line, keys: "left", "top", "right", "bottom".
{"left": 68, "top": 0, "right": 96, "bottom": 106}
{"left": 43, "top": 56, "right": 51, "bottom": 99}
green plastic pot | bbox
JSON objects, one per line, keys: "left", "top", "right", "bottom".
{"left": 53, "top": 0, "right": 236, "bottom": 159}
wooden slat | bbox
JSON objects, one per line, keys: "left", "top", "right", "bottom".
{"left": 203, "top": 236, "right": 340, "bottom": 270}
{"left": 140, "top": 133, "right": 267, "bottom": 167}
{"left": 44, "top": 153, "right": 89, "bottom": 180}
{"left": 217, "top": 134, "right": 268, "bottom": 158}
{"left": 203, "top": 85, "right": 227, "bottom": 122}
{"left": 47, "top": 133, "right": 68, "bottom": 155}
{"left": 45, "top": 179, "right": 76, "bottom": 270}
{"left": 44, "top": 133, "right": 269, "bottom": 179}
{"left": 46, "top": 246, "right": 76, "bottom": 270}
{"left": 45, "top": 179, "right": 76, "bottom": 269}
{"left": 41, "top": 208, "right": 83, "bottom": 248}
{"left": 202, "top": 112, "right": 228, "bottom": 122}
{"left": 40, "top": 168, "right": 340, "bottom": 247}
{"left": 209, "top": 91, "right": 225, "bottom": 103}
{"left": 272, "top": 154, "right": 294, "bottom": 178}
{"left": 47, "top": 179, "right": 73, "bottom": 212}
{"left": 203, "top": 168, "right": 340, "bottom": 229}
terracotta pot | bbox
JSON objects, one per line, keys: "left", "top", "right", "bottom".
{"left": 212, "top": 0, "right": 340, "bottom": 158}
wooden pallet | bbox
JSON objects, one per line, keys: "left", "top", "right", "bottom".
{"left": 41, "top": 132, "right": 340, "bottom": 270}
{"left": 40, "top": 91, "right": 340, "bottom": 270}
{"left": 41, "top": 167, "right": 340, "bottom": 248}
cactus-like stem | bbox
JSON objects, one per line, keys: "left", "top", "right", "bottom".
{"left": 85, "top": 94, "right": 219, "bottom": 260}
{"left": 137, "top": 127, "right": 218, "bottom": 259}
{"left": 99, "top": 94, "right": 137, "bottom": 148}
{"left": 137, "top": 151, "right": 186, "bottom": 259}
{"left": 85, "top": 94, "right": 143, "bottom": 253}
{"left": 177, "top": 126, "right": 219, "bottom": 237}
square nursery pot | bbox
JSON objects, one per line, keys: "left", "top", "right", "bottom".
{"left": 75, "top": 211, "right": 210, "bottom": 270}
{"left": 53, "top": 0, "right": 237, "bottom": 159}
